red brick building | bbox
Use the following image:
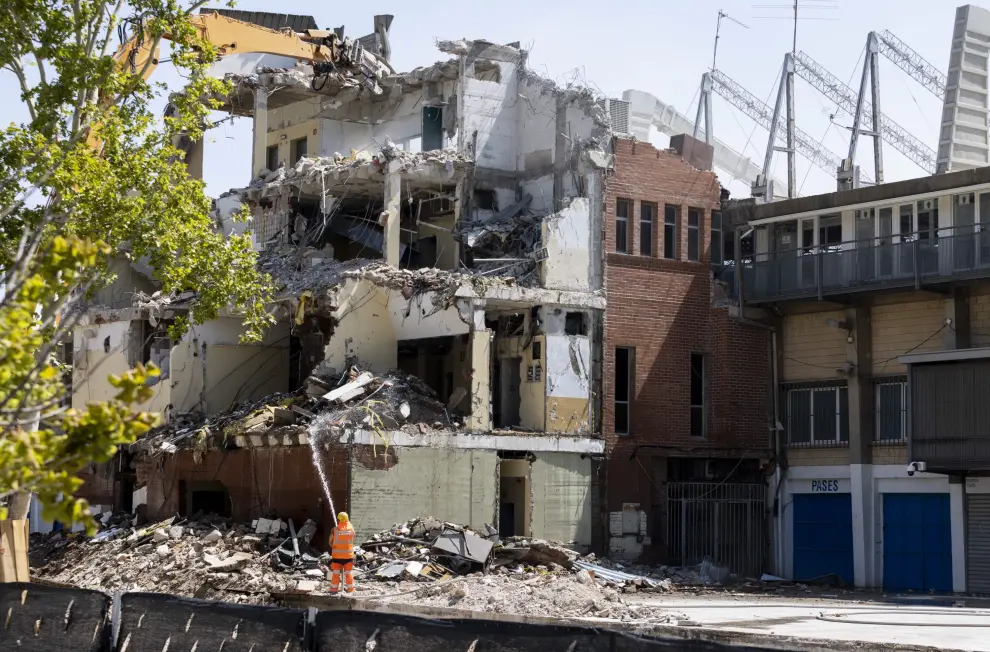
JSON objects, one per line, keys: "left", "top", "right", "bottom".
{"left": 601, "top": 135, "right": 772, "bottom": 571}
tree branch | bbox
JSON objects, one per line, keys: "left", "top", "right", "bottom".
{"left": 5, "top": 60, "right": 37, "bottom": 122}
{"left": 7, "top": 8, "right": 48, "bottom": 89}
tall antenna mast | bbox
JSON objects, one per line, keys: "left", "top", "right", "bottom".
{"left": 792, "top": 0, "right": 798, "bottom": 54}
{"left": 712, "top": 10, "right": 749, "bottom": 71}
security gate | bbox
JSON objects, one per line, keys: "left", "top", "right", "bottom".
{"left": 666, "top": 482, "right": 767, "bottom": 578}
{"left": 967, "top": 494, "right": 990, "bottom": 593}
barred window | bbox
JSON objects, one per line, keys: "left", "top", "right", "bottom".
{"left": 875, "top": 377, "right": 907, "bottom": 443}
{"left": 785, "top": 383, "right": 849, "bottom": 446}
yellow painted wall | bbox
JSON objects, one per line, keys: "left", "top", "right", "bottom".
{"left": 871, "top": 299, "right": 944, "bottom": 374}
{"left": 265, "top": 101, "right": 321, "bottom": 168}
{"left": 787, "top": 447, "right": 850, "bottom": 466}
{"left": 203, "top": 345, "right": 290, "bottom": 414}
{"left": 325, "top": 279, "right": 398, "bottom": 374}
{"left": 781, "top": 310, "right": 847, "bottom": 381}
{"left": 495, "top": 333, "right": 545, "bottom": 431}
{"left": 469, "top": 330, "right": 492, "bottom": 431}
{"left": 547, "top": 397, "right": 590, "bottom": 434}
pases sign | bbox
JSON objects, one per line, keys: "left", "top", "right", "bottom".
{"left": 811, "top": 479, "right": 841, "bottom": 493}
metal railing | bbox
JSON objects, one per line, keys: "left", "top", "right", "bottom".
{"left": 873, "top": 377, "right": 908, "bottom": 446}
{"left": 666, "top": 482, "right": 767, "bottom": 579}
{"left": 742, "top": 226, "right": 990, "bottom": 303}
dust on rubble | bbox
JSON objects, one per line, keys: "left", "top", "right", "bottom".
{"left": 30, "top": 514, "right": 690, "bottom": 629}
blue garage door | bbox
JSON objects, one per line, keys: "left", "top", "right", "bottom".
{"left": 793, "top": 493, "right": 854, "bottom": 584}
{"left": 883, "top": 493, "right": 952, "bottom": 592}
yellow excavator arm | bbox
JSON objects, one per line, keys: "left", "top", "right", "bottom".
{"left": 90, "top": 11, "right": 370, "bottom": 149}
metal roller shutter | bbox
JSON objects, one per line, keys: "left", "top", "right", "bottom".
{"left": 967, "top": 494, "right": 990, "bottom": 592}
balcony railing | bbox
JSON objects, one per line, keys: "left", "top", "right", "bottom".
{"left": 741, "top": 226, "right": 990, "bottom": 303}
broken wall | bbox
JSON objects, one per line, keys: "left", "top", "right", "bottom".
{"left": 89, "top": 257, "right": 158, "bottom": 309}
{"left": 265, "top": 101, "right": 322, "bottom": 170}
{"left": 140, "top": 445, "right": 347, "bottom": 548}
{"left": 459, "top": 53, "right": 520, "bottom": 171}
{"left": 542, "top": 308, "right": 592, "bottom": 435}
{"left": 324, "top": 278, "right": 470, "bottom": 374}
{"left": 531, "top": 452, "right": 592, "bottom": 549}
{"left": 349, "top": 446, "right": 498, "bottom": 541}
{"left": 181, "top": 318, "right": 291, "bottom": 415}
{"left": 72, "top": 321, "right": 173, "bottom": 416}
{"left": 320, "top": 85, "right": 456, "bottom": 155}
{"left": 415, "top": 212, "right": 459, "bottom": 271}
{"left": 541, "top": 197, "right": 592, "bottom": 293}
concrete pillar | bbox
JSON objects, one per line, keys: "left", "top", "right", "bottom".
{"left": 251, "top": 87, "right": 268, "bottom": 178}
{"left": 383, "top": 161, "right": 402, "bottom": 267}
{"left": 945, "top": 287, "right": 971, "bottom": 350}
{"left": 846, "top": 307, "right": 874, "bottom": 587}
{"left": 468, "top": 327, "right": 491, "bottom": 432}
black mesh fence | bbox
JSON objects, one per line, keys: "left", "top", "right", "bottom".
{"left": 117, "top": 593, "right": 307, "bottom": 652}
{"left": 0, "top": 582, "right": 110, "bottom": 652}
{"left": 0, "top": 583, "right": 815, "bottom": 652}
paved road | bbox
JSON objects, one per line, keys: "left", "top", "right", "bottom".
{"left": 632, "top": 594, "right": 990, "bottom": 651}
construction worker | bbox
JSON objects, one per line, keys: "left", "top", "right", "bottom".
{"left": 328, "top": 511, "right": 356, "bottom": 595}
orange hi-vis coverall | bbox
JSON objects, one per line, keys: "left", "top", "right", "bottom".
{"left": 329, "top": 522, "right": 355, "bottom": 594}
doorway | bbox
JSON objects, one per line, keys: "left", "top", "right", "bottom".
{"left": 499, "top": 456, "right": 531, "bottom": 537}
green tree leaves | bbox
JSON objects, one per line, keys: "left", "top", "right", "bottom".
{"left": 0, "top": 0, "right": 273, "bottom": 529}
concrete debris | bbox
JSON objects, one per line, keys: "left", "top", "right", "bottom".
{"left": 360, "top": 573, "right": 683, "bottom": 629}
{"left": 30, "top": 513, "right": 702, "bottom": 626}
{"left": 257, "top": 245, "right": 516, "bottom": 305}
{"left": 243, "top": 147, "right": 472, "bottom": 199}
{"left": 30, "top": 515, "right": 326, "bottom": 604}
{"left": 135, "top": 365, "right": 460, "bottom": 455}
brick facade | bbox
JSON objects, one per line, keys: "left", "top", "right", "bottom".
{"left": 602, "top": 137, "right": 771, "bottom": 560}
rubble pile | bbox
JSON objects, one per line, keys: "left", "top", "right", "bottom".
{"left": 245, "top": 147, "right": 472, "bottom": 198}
{"left": 457, "top": 193, "right": 545, "bottom": 283}
{"left": 258, "top": 237, "right": 517, "bottom": 302}
{"left": 368, "top": 574, "right": 683, "bottom": 626}
{"left": 32, "top": 513, "right": 685, "bottom": 625}
{"left": 31, "top": 516, "right": 328, "bottom": 604}
{"left": 135, "top": 366, "right": 459, "bottom": 455}
{"left": 258, "top": 246, "right": 375, "bottom": 298}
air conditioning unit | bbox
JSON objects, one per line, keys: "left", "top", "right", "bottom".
{"left": 921, "top": 199, "right": 935, "bottom": 210}
{"left": 599, "top": 98, "right": 631, "bottom": 135}
{"left": 959, "top": 194, "right": 972, "bottom": 205}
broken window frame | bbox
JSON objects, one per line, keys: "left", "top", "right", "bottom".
{"left": 265, "top": 144, "right": 279, "bottom": 172}
{"left": 564, "top": 312, "right": 588, "bottom": 336}
{"left": 291, "top": 136, "right": 308, "bottom": 165}
{"left": 687, "top": 208, "right": 702, "bottom": 262}
{"left": 664, "top": 204, "right": 678, "bottom": 260}
{"left": 640, "top": 202, "right": 656, "bottom": 257}
{"left": 615, "top": 347, "right": 634, "bottom": 435}
{"left": 615, "top": 199, "right": 631, "bottom": 254}
{"left": 690, "top": 352, "right": 706, "bottom": 438}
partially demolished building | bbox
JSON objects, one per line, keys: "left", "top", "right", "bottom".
{"left": 72, "top": 14, "right": 608, "bottom": 550}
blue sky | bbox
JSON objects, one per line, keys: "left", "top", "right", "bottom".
{"left": 0, "top": 0, "right": 962, "bottom": 200}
